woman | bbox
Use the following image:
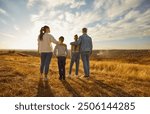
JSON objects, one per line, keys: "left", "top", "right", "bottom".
{"left": 38, "top": 25, "right": 58, "bottom": 81}
{"left": 68, "top": 34, "right": 80, "bottom": 77}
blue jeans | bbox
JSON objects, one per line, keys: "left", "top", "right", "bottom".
{"left": 69, "top": 52, "right": 80, "bottom": 75}
{"left": 81, "top": 51, "right": 90, "bottom": 76}
{"left": 40, "top": 52, "right": 52, "bottom": 75}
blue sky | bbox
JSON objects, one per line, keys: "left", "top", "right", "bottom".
{"left": 0, "top": 0, "right": 150, "bottom": 50}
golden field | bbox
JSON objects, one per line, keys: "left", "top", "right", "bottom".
{"left": 0, "top": 50, "right": 150, "bottom": 97}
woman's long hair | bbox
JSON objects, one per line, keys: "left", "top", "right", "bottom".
{"left": 39, "top": 25, "right": 49, "bottom": 41}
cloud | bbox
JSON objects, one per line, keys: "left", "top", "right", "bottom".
{"left": 0, "top": 8, "right": 9, "bottom": 16}
{"left": 27, "top": 0, "right": 36, "bottom": 8}
{"left": 70, "top": 0, "right": 85, "bottom": 8}
{"left": 89, "top": 7, "right": 150, "bottom": 41}
{"left": 107, "top": 0, "right": 143, "bottom": 18}
{"left": 0, "top": 32, "right": 16, "bottom": 38}
{"left": 14, "top": 25, "right": 20, "bottom": 31}
{"left": 93, "top": 0, "right": 143, "bottom": 18}
{"left": 29, "top": 0, "right": 100, "bottom": 44}
{"left": 27, "top": 0, "right": 85, "bottom": 9}
{"left": 0, "top": 18, "right": 7, "bottom": 24}
{"left": 29, "top": 0, "right": 149, "bottom": 45}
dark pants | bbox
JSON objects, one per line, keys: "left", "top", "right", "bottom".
{"left": 81, "top": 51, "right": 90, "bottom": 77}
{"left": 69, "top": 52, "right": 80, "bottom": 75}
{"left": 57, "top": 56, "right": 66, "bottom": 80}
{"left": 40, "top": 52, "right": 52, "bottom": 75}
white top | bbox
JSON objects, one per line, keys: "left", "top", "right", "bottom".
{"left": 54, "top": 44, "right": 68, "bottom": 57}
{"left": 38, "top": 33, "right": 58, "bottom": 53}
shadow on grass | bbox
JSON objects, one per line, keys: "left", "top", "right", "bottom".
{"left": 61, "top": 80, "right": 81, "bottom": 97}
{"left": 77, "top": 77, "right": 110, "bottom": 97}
{"left": 36, "top": 78, "right": 54, "bottom": 97}
{"left": 93, "top": 79, "right": 132, "bottom": 97}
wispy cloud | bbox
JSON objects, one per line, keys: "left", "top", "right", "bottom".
{"left": 0, "top": 32, "right": 16, "bottom": 38}
{"left": 70, "top": 0, "right": 86, "bottom": 8}
{"left": 0, "top": 8, "right": 9, "bottom": 16}
{"left": 89, "top": 0, "right": 150, "bottom": 41}
{"left": 14, "top": 25, "right": 20, "bottom": 31}
{"left": 27, "top": 0, "right": 36, "bottom": 8}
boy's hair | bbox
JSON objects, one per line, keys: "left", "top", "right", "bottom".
{"left": 82, "top": 28, "right": 87, "bottom": 33}
{"left": 59, "top": 36, "right": 64, "bottom": 42}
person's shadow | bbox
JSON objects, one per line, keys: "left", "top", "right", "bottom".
{"left": 36, "top": 78, "right": 54, "bottom": 97}
{"left": 61, "top": 80, "right": 80, "bottom": 97}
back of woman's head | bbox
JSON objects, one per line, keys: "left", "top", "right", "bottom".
{"left": 39, "top": 25, "right": 49, "bottom": 41}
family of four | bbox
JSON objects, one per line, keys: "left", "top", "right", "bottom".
{"left": 38, "top": 26, "right": 93, "bottom": 81}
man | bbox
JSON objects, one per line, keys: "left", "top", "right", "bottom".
{"left": 70, "top": 28, "right": 93, "bottom": 78}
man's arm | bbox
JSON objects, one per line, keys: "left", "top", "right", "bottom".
{"left": 90, "top": 37, "right": 93, "bottom": 55}
{"left": 70, "top": 36, "right": 82, "bottom": 45}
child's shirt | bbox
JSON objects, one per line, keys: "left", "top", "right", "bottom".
{"left": 54, "top": 43, "right": 68, "bottom": 57}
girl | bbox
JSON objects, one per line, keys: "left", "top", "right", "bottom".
{"left": 69, "top": 34, "right": 80, "bottom": 77}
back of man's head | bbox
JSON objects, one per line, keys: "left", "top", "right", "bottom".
{"left": 82, "top": 28, "right": 87, "bottom": 34}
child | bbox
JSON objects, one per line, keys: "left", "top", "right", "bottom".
{"left": 54, "top": 36, "right": 68, "bottom": 80}
{"left": 69, "top": 34, "right": 80, "bottom": 77}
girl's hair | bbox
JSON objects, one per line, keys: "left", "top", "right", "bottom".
{"left": 74, "top": 34, "right": 78, "bottom": 41}
{"left": 74, "top": 34, "right": 78, "bottom": 51}
{"left": 39, "top": 25, "right": 49, "bottom": 41}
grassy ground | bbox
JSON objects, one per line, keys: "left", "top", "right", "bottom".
{"left": 0, "top": 52, "right": 150, "bottom": 97}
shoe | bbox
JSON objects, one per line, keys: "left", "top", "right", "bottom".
{"left": 80, "top": 75, "right": 89, "bottom": 79}
{"left": 84, "top": 76, "right": 90, "bottom": 80}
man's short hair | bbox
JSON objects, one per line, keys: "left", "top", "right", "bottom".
{"left": 82, "top": 28, "right": 87, "bottom": 33}
{"left": 59, "top": 36, "right": 64, "bottom": 42}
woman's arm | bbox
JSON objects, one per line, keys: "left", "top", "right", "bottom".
{"left": 49, "top": 34, "right": 59, "bottom": 44}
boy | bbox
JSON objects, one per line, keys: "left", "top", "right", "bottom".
{"left": 54, "top": 36, "right": 68, "bottom": 80}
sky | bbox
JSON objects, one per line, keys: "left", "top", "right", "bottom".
{"left": 0, "top": 0, "right": 150, "bottom": 50}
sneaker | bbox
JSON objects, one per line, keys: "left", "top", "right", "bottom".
{"left": 80, "top": 75, "right": 89, "bottom": 79}
{"left": 84, "top": 76, "right": 90, "bottom": 80}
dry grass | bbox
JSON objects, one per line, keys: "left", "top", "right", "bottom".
{"left": 0, "top": 52, "right": 150, "bottom": 97}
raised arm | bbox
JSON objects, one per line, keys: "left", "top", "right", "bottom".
{"left": 70, "top": 36, "right": 82, "bottom": 45}
{"left": 53, "top": 45, "right": 57, "bottom": 56}
{"left": 49, "top": 34, "right": 59, "bottom": 44}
